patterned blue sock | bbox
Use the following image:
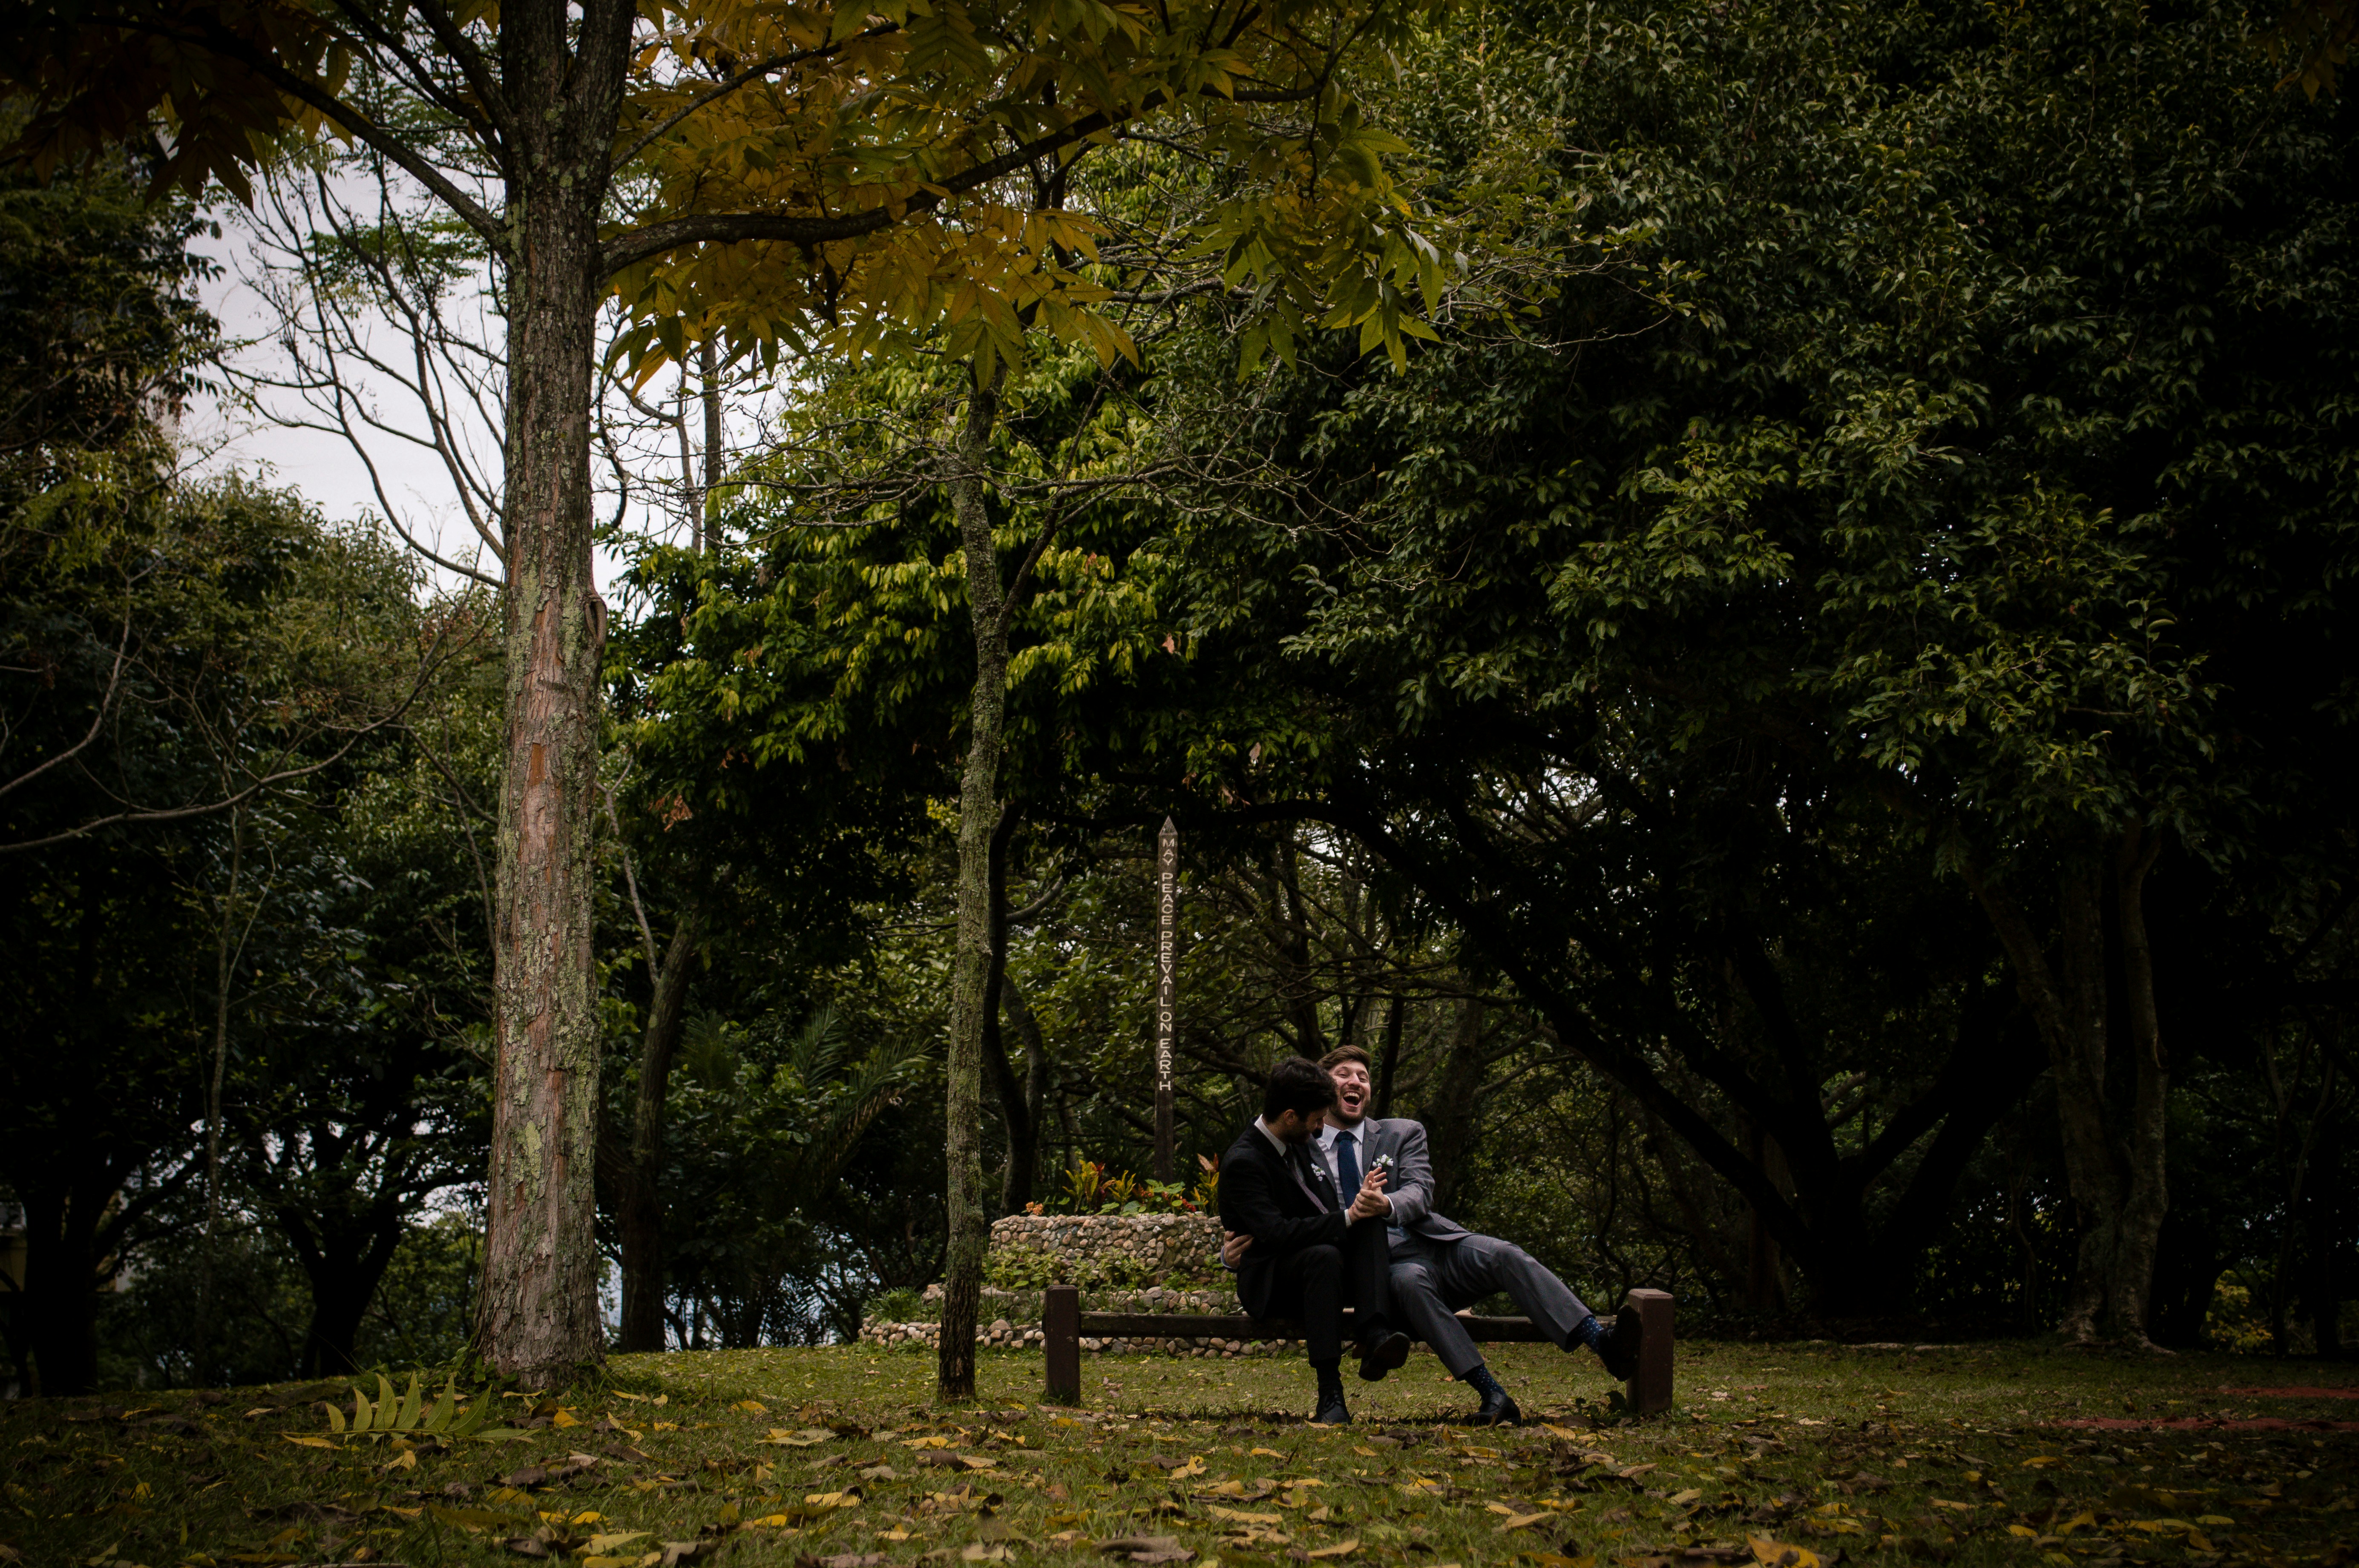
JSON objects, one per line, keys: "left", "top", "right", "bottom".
{"left": 1463, "top": 1362, "right": 1506, "bottom": 1401}
{"left": 1574, "top": 1314, "right": 1606, "bottom": 1350}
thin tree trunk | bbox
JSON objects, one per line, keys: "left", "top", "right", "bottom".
{"left": 938, "top": 358, "right": 1010, "bottom": 1404}
{"left": 618, "top": 902, "right": 707, "bottom": 1352}
{"left": 1370, "top": 995, "right": 1404, "bottom": 1121}
{"left": 2113, "top": 824, "right": 2169, "bottom": 1349}
{"left": 478, "top": 52, "right": 622, "bottom": 1377}
{"left": 698, "top": 338, "right": 722, "bottom": 554}
{"left": 196, "top": 808, "right": 245, "bottom": 1367}
{"left": 979, "top": 801, "right": 1027, "bottom": 1215}
{"left": 2307, "top": 1097, "right": 2343, "bottom": 1356}
{"left": 997, "top": 973, "right": 1050, "bottom": 1212}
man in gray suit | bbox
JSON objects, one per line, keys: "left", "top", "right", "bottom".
{"left": 1224, "top": 1045, "right": 1637, "bottom": 1425}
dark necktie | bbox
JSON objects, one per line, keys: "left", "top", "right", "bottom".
{"left": 1336, "top": 1130, "right": 1361, "bottom": 1195}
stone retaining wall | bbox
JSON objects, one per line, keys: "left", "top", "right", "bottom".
{"left": 987, "top": 1211, "right": 1223, "bottom": 1279}
{"left": 860, "top": 1317, "right": 1286, "bottom": 1359}
{"left": 860, "top": 1213, "right": 1239, "bottom": 1351}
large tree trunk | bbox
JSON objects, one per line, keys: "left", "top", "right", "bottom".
{"left": 1423, "top": 997, "right": 1486, "bottom": 1219}
{"left": 617, "top": 906, "right": 707, "bottom": 1352}
{"left": 294, "top": 1220, "right": 405, "bottom": 1377}
{"left": 938, "top": 360, "right": 1009, "bottom": 1403}
{"left": 15, "top": 1157, "right": 135, "bottom": 1396}
{"left": 1966, "top": 832, "right": 2167, "bottom": 1346}
{"left": 476, "top": 8, "right": 627, "bottom": 1380}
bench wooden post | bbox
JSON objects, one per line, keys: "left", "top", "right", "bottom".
{"left": 1044, "top": 1284, "right": 1081, "bottom": 1405}
{"left": 1624, "top": 1287, "right": 1674, "bottom": 1415}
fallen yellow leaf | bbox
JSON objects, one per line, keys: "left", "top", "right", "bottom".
{"left": 1668, "top": 1489, "right": 1702, "bottom": 1506}
{"left": 1251, "top": 1447, "right": 1285, "bottom": 1457}
{"left": 282, "top": 1435, "right": 335, "bottom": 1450}
{"left": 1749, "top": 1537, "right": 1821, "bottom": 1568}
{"left": 583, "top": 1531, "right": 650, "bottom": 1553}
{"left": 906, "top": 1436, "right": 952, "bottom": 1449}
{"left": 2009, "top": 1526, "right": 2040, "bottom": 1538}
{"left": 762, "top": 1429, "right": 834, "bottom": 1447}
{"left": 1305, "top": 1540, "right": 1360, "bottom": 1559}
{"left": 552, "top": 1408, "right": 581, "bottom": 1428}
{"left": 1496, "top": 1513, "right": 1548, "bottom": 1531}
{"left": 731, "top": 1400, "right": 767, "bottom": 1415}
{"left": 1211, "top": 1509, "right": 1285, "bottom": 1525}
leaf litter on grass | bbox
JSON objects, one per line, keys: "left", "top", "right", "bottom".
{"left": 6, "top": 1342, "right": 2358, "bottom": 1568}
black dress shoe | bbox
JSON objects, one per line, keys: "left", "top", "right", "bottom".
{"left": 1468, "top": 1387, "right": 1522, "bottom": 1427}
{"left": 1356, "top": 1328, "right": 1412, "bottom": 1382}
{"left": 1311, "top": 1389, "right": 1352, "bottom": 1424}
{"left": 1593, "top": 1312, "right": 1641, "bottom": 1381}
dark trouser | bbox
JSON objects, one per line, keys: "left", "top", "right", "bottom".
{"left": 1390, "top": 1232, "right": 1592, "bottom": 1377}
{"left": 1263, "top": 1218, "right": 1396, "bottom": 1364}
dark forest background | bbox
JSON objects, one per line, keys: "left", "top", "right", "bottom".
{"left": 4, "top": 0, "right": 2354, "bottom": 1396}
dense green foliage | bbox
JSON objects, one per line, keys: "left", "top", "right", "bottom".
{"left": 5, "top": 0, "right": 2354, "bottom": 1395}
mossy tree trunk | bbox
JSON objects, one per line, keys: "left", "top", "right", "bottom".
{"left": 938, "top": 360, "right": 1010, "bottom": 1403}
{"left": 476, "top": 2, "right": 631, "bottom": 1382}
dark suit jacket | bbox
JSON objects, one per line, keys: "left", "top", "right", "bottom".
{"left": 1217, "top": 1121, "right": 1346, "bottom": 1320}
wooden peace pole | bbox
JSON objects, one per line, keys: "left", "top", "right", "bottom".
{"left": 1153, "top": 816, "right": 1177, "bottom": 1183}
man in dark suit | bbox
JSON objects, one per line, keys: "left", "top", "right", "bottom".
{"left": 1226, "top": 1045, "right": 1639, "bottom": 1426}
{"left": 1217, "top": 1056, "right": 1413, "bottom": 1424}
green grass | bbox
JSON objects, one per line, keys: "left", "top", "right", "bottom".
{"left": 4, "top": 1339, "right": 2352, "bottom": 1568}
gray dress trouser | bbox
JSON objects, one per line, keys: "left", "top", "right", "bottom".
{"left": 1387, "top": 1232, "right": 1591, "bottom": 1376}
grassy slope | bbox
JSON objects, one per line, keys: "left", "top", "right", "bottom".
{"left": 3, "top": 1339, "right": 2352, "bottom": 1568}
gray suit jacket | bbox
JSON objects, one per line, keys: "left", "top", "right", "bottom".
{"left": 1343, "top": 1117, "right": 1468, "bottom": 1243}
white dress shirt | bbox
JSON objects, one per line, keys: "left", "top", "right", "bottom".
{"left": 1318, "top": 1118, "right": 1405, "bottom": 1243}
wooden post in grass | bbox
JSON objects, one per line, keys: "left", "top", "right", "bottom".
{"left": 1624, "top": 1288, "right": 1674, "bottom": 1414}
{"left": 1044, "top": 1284, "right": 1082, "bottom": 1405}
{"left": 1152, "top": 817, "right": 1178, "bottom": 1183}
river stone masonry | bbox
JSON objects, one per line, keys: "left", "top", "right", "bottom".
{"left": 862, "top": 1211, "right": 1266, "bottom": 1356}
{"left": 988, "top": 1210, "right": 1224, "bottom": 1279}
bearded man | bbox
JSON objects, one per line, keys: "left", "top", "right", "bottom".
{"left": 1225, "top": 1045, "right": 1637, "bottom": 1425}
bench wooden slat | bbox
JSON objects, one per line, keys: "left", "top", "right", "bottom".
{"left": 1042, "top": 1283, "right": 1675, "bottom": 1415}
{"left": 1076, "top": 1310, "right": 1551, "bottom": 1341}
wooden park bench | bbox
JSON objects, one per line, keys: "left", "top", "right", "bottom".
{"left": 1040, "top": 1284, "right": 1674, "bottom": 1415}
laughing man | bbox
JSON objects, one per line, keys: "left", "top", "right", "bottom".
{"left": 1217, "top": 1056, "right": 1415, "bottom": 1425}
{"left": 1226, "top": 1045, "right": 1639, "bottom": 1425}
